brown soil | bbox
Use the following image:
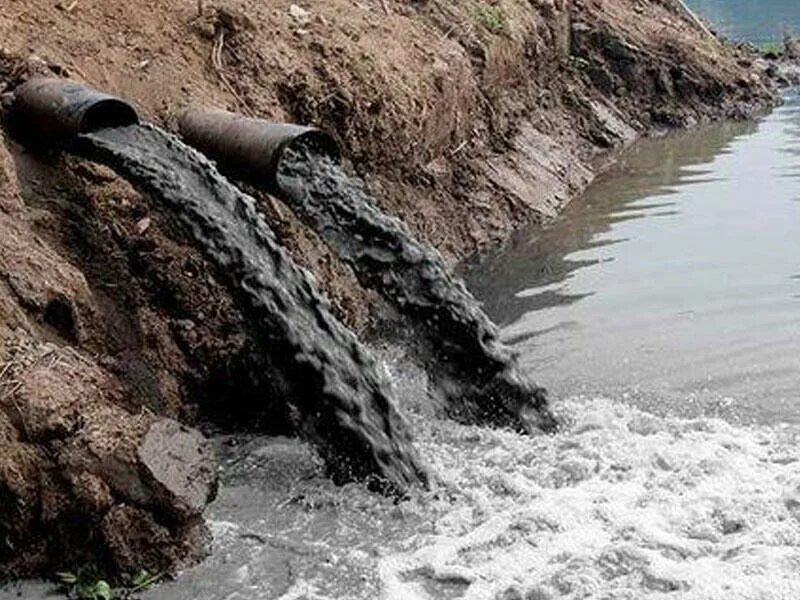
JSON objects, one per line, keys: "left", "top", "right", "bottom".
{"left": 0, "top": 0, "right": 782, "bottom": 583}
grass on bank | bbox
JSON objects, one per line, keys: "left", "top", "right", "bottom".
{"left": 758, "top": 40, "right": 783, "bottom": 55}
{"left": 473, "top": 4, "right": 507, "bottom": 34}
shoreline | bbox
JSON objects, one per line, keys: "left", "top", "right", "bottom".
{"left": 460, "top": 89, "right": 783, "bottom": 274}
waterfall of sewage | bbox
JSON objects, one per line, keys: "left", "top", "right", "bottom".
{"left": 72, "top": 123, "right": 427, "bottom": 493}
{"left": 275, "top": 147, "right": 554, "bottom": 432}
{"left": 51, "top": 117, "right": 800, "bottom": 600}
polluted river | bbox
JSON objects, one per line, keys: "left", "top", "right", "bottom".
{"left": 2, "top": 0, "right": 800, "bottom": 597}
{"left": 3, "top": 87, "right": 800, "bottom": 600}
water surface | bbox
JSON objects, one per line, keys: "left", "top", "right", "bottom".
{"left": 687, "top": 0, "right": 800, "bottom": 44}
{"left": 468, "top": 90, "right": 800, "bottom": 425}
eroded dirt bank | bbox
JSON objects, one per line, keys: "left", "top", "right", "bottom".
{"left": 0, "top": 0, "right": 783, "bottom": 583}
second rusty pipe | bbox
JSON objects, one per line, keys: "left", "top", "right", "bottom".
{"left": 178, "top": 108, "right": 341, "bottom": 191}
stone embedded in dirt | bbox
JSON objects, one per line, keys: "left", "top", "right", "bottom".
{"left": 289, "top": 4, "right": 312, "bottom": 26}
{"left": 137, "top": 418, "right": 218, "bottom": 519}
{"left": 135, "top": 215, "right": 151, "bottom": 234}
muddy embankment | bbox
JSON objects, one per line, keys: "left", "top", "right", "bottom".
{"left": 0, "top": 0, "right": 783, "bottom": 585}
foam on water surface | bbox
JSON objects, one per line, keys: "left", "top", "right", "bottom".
{"left": 376, "top": 397, "right": 800, "bottom": 599}
{"left": 154, "top": 395, "right": 800, "bottom": 600}
{"left": 2, "top": 392, "right": 786, "bottom": 600}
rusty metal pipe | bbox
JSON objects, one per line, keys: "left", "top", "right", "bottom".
{"left": 10, "top": 77, "right": 139, "bottom": 142}
{"left": 178, "top": 108, "right": 340, "bottom": 190}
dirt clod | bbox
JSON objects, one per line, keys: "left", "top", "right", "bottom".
{"left": 138, "top": 418, "right": 217, "bottom": 520}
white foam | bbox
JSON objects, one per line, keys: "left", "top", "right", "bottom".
{"left": 380, "top": 397, "right": 800, "bottom": 599}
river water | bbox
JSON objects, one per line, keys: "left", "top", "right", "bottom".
{"left": 687, "top": 0, "right": 800, "bottom": 44}
{"left": 467, "top": 90, "right": 800, "bottom": 427}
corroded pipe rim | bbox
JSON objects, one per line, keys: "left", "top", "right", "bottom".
{"left": 77, "top": 98, "right": 139, "bottom": 132}
{"left": 178, "top": 108, "right": 341, "bottom": 190}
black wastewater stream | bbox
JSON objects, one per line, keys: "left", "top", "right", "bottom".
{"left": 275, "top": 147, "right": 554, "bottom": 432}
{"left": 73, "top": 123, "right": 428, "bottom": 493}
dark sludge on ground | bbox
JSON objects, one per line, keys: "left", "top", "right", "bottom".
{"left": 69, "top": 123, "right": 428, "bottom": 496}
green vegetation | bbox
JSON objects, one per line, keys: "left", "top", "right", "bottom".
{"left": 56, "top": 569, "right": 164, "bottom": 600}
{"left": 473, "top": 4, "right": 507, "bottom": 35}
{"left": 758, "top": 40, "right": 783, "bottom": 55}
{"left": 56, "top": 573, "right": 113, "bottom": 600}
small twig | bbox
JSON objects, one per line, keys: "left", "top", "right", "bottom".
{"left": 380, "top": 0, "right": 391, "bottom": 15}
{"left": 65, "top": 0, "right": 79, "bottom": 13}
{"left": 67, "top": 62, "right": 89, "bottom": 81}
{"left": 450, "top": 139, "right": 468, "bottom": 156}
{"left": 440, "top": 24, "right": 456, "bottom": 40}
{"left": 3, "top": 379, "right": 21, "bottom": 399}
{"left": 212, "top": 29, "right": 224, "bottom": 70}
{"left": 671, "top": 0, "right": 716, "bottom": 41}
{"left": 210, "top": 29, "right": 255, "bottom": 117}
{"left": 64, "top": 346, "right": 94, "bottom": 366}
{"left": 128, "top": 572, "right": 165, "bottom": 594}
{"left": 0, "top": 360, "right": 13, "bottom": 383}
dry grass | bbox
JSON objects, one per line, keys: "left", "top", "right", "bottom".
{"left": 210, "top": 9, "right": 255, "bottom": 117}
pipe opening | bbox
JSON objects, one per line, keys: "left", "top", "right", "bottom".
{"left": 284, "top": 131, "right": 341, "bottom": 164}
{"left": 8, "top": 78, "right": 140, "bottom": 143}
{"left": 80, "top": 99, "right": 139, "bottom": 132}
{"left": 176, "top": 109, "right": 342, "bottom": 189}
